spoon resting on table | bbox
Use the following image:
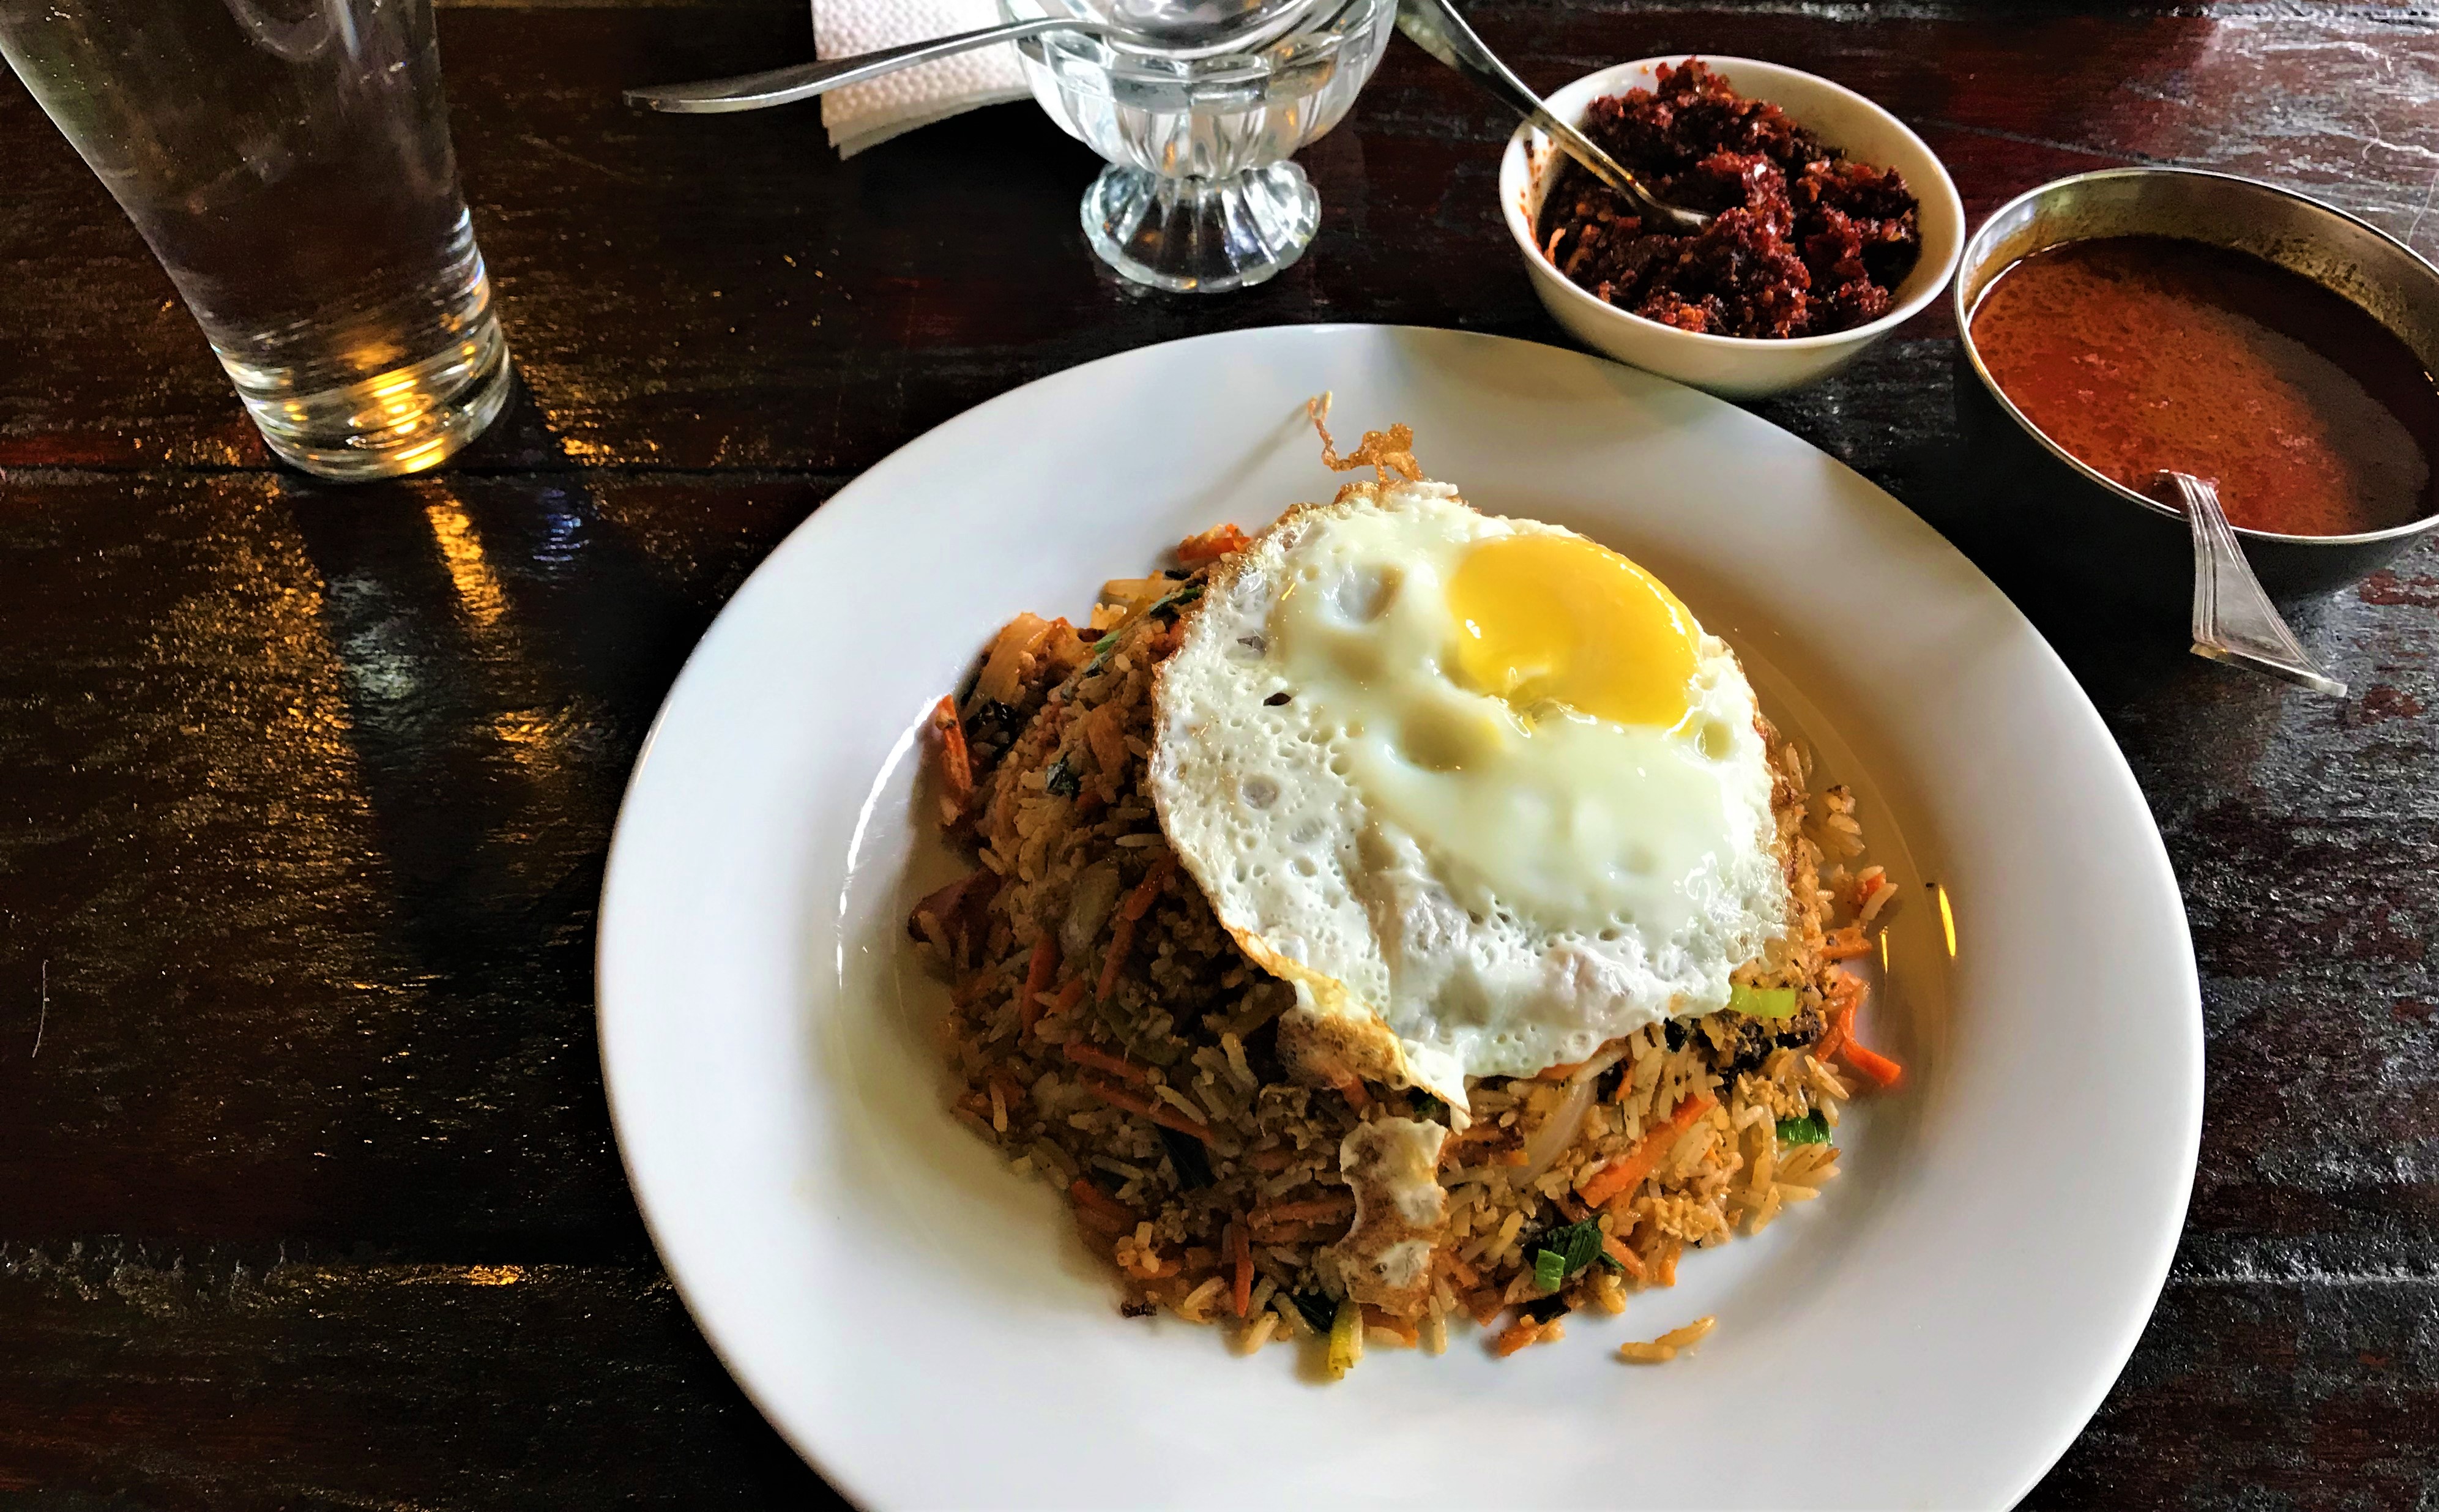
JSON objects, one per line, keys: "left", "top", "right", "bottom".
{"left": 1392, "top": 0, "right": 1709, "bottom": 234}
{"left": 2160, "top": 468, "right": 2347, "bottom": 698}
{"left": 624, "top": 0, "right": 1319, "bottom": 113}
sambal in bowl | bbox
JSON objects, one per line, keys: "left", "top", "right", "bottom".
{"left": 1498, "top": 56, "right": 1964, "bottom": 399}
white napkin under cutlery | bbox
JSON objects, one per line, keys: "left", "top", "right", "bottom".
{"left": 810, "top": 0, "right": 1033, "bottom": 157}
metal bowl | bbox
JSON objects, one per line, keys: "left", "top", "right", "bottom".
{"left": 1954, "top": 168, "right": 2439, "bottom": 601}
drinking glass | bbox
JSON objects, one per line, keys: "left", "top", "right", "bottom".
{"left": 0, "top": 0, "right": 512, "bottom": 480}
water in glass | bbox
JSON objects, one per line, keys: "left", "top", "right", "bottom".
{"left": 0, "top": 0, "right": 512, "bottom": 479}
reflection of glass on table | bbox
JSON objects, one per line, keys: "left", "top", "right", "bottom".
{"left": 0, "top": 0, "right": 512, "bottom": 479}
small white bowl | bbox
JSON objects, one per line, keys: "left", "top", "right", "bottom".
{"left": 1500, "top": 56, "right": 1965, "bottom": 398}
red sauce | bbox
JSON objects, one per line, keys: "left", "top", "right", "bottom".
{"left": 1968, "top": 236, "right": 2439, "bottom": 537}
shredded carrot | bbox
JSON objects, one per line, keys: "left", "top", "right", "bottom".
{"left": 1075, "top": 1208, "right": 1131, "bottom": 1238}
{"left": 1256, "top": 1194, "right": 1354, "bottom": 1224}
{"left": 1577, "top": 1092, "right": 1718, "bottom": 1210}
{"left": 1119, "top": 857, "right": 1173, "bottom": 922}
{"left": 1068, "top": 1177, "right": 1136, "bottom": 1226}
{"left": 1812, "top": 967, "right": 1901, "bottom": 1086}
{"left": 1247, "top": 1145, "right": 1295, "bottom": 1172}
{"left": 1839, "top": 1038, "right": 1904, "bottom": 1089}
{"left": 1814, "top": 969, "right": 1865, "bottom": 1062}
{"left": 1096, "top": 916, "right": 1136, "bottom": 1002}
{"left": 1082, "top": 1077, "right": 1215, "bottom": 1144}
{"left": 1063, "top": 1041, "right": 1148, "bottom": 1084}
{"left": 1330, "top": 1071, "right": 1370, "bottom": 1109}
{"left": 1491, "top": 1314, "right": 1543, "bottom": 1358}
{"left": 1598, "top": 1234, "right": 1643, "bottom": 1278}
{"left": 1821, "top": 925, "right": 1874, "bottom": 961}
{"left": 1019, "top": 934, "right": 1057, "bottom": 1037}
{"left": 927, "top": 696, "right": 974, "bottom": 825}
{"left": 1178, "top": 523, "right": 1251, "bottom": 565}
{"left": 1226, "top": 1223, "right": 1253, "bottom": 1319}
{"left": 1362, "top": 1306, "right": 1419, "bottom": 1346}
{"left": 1085, "top": 702, "right": 1130, "bottom": 781}
{"left": 1047, "top": 977, "right": 1087, "bottom": 1018}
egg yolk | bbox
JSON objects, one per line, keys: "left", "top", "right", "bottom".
{"left": 1447, "top": 534, "right": 1700, "bottom": 728}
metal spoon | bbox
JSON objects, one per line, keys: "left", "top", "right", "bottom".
{"left": 625, "top": 0, "right": 1317, "bottom": 114}
{"left": 1393, "top": 0, "right": 1708, "bottom": 234}
{"left": 2159, "top": 469, "right": 2347, "bottom": 698}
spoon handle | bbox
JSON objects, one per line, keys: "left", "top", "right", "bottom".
{"left": 1391, "top": 0, "right": 1706, "bottom": 233}
{"left": 2164, "top": 469, "right": 2348, "bottom": 698}
{"left": 624, "top": 17, "right": 1100, "bottom": 113}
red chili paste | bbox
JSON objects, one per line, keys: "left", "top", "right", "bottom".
{"left": 1969, "top": 236, "right": 2439, "bottom": 537}
{"left": 1535, "top": 61, "right": 1922, "bottom": 339}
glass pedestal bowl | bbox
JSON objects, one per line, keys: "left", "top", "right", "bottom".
{"left": 1002, "top": 0, "right": 1393, "bottom": 292}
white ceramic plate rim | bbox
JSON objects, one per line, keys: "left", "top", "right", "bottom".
{"left": 597, "top": 324, "right": 2200, "bottom": 1510}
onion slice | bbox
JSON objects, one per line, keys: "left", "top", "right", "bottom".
{"left": 1516, "top": 1041, "right": 1634, "bottom": 1182}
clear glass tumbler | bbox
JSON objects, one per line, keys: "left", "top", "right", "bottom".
{"left": 0, "top": 0, "right": 512, "bottom": 480}
{"left": 1003, "top": 0, "right": 1393, "bottom": 293}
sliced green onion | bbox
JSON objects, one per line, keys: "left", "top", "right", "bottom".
{"left": 1729, "top": 981, "right": 1800, "bottom": 1020}
{"left": 1327, "top": 1297, "right": 1363, "bottom": 1379}
{"left": 1532, "top": 1247, "right": 1566, "bottom": 1294}
{"left": 1148, "top": 581, "right": 1205, "bottom": 622}
{"left": 1528, "top": 1218, "right": 1605, "bottom": 1281}
{"left": 1777, "top": 1111, "right": 1831, "bottom": 1145}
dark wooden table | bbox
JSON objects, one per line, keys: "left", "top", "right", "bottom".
{"left": 5, "top": 1, "right": 2437, "bottom": 1505}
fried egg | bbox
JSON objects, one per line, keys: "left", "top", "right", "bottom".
{"left": 1148, "top": 479, "right": 1789, "bottom": 1112}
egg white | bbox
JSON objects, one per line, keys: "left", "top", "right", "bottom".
{"left": 1148, "top": 480, "right": 1790, "bottom": 1111}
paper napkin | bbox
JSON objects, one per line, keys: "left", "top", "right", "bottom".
{"left": 810, "top": 0, "right": 1033, "bottom": 157}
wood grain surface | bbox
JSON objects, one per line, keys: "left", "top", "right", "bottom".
{"left": 4, "top": 2, "right": 2437, "bottom": 1506}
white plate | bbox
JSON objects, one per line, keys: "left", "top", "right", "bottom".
{"left": 597, "top": 324, "right": 2200, "bottom": 1510}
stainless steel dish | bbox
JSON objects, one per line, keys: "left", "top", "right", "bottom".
{"left": 1954, "top": 167, "right": 2439, "bottom": 601}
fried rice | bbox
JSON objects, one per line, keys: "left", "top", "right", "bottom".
{"left": 911, "top": 456, "right": 1901, "bottom": 1373}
